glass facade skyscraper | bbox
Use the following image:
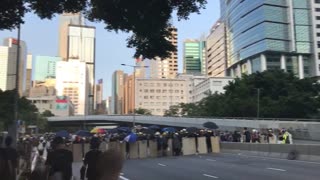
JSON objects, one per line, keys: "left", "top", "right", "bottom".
{"left": 220, "top": 0, "right": 313, "bottom": 78}
{"left": 183, "top": 40, "right": 206, "bottom": 75}
{"left": 34, "top": 56, "right": 61, "bottom": 81}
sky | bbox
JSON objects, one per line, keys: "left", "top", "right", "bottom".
{"left": 0, "top": 1, "right": 220, "bottom": 99}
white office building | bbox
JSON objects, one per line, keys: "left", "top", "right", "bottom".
{"left": 135, "top": 78, "right": 188, "bottom": 116}
{"left": 55, "top": 60, "right": 87, "bottom": 115}
{"left": 0, "top": 38, "right": 27, "bottom": 95}
{"left": 192, "top": 77, "right": 234, "bottom": 103}
{"left": 67, "top": 25, "right": 96, "bottom": 114}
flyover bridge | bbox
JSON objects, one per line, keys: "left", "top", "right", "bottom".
{"left": 48, "top": 115, "right": 320, "bottom": 140}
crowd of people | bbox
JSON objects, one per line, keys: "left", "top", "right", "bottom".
{"left": 220, "top": 128, "right": 293, "bottom": 144}
{"left": 0, "top": 126, "right": 294, "bottom": 180}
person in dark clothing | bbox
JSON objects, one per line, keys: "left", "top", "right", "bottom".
{"left": 244, "top": 128, "right": 251, "bottom": 143}
{"left": 82, "top": 137, "right": 102, "bottom": 180}
{"left": 46, "top": 136, "right": 73, "bottom": 180}
{"left": 172, "top": 133, "right": 182, "bottom": 156}
{"left": 4, "top": 136, "right": 18, "bottom": 180}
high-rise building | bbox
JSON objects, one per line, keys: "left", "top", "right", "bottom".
{"left": 34, "top": 56, "right": 61, "bottom": 82}
{"left": 206, "top": 20, "right": 227, "bottom": 77}
{"left": 311, "top": 0, "right": 320, "bottom": 77}
{"left": 67, "top": 25, "right": 96, "bottom": 114}
{"left": 0, "top": 38, "right": 27, "bottom": 96}
{"left": 59, "top": 13, "right": 83, "bottom": 61}
{"left": 220, "top": 0, "right": 313, "bottom": 78}
{"left": 56, "top": 60, "right": 87, "bottom": 115}
{"left": 24, "top": 54, "right": 33, "bottom": 96}
{"left": 95, "top": 79, "right": 103, "bottom": 112}
{"left": 183, "top": 39, "right": 206, "bottom": 75}
{"left": 124, "top": 74, "right": 134, "bottom": 114}
{"left": 111, "top": 70, "right": 126, "bottom": 114}
{"left": 150, "top": 27, "right": 178, "bottom": 79}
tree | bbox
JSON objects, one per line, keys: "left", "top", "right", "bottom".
{"left": 135, "top": 108, "right": 152, "bottom": 115}
{"left": 170, "top": 70, "right": 320, "bottom": 119}
{"left": 0, "top": 0, "right": 207, "bottom": 59}
{"left": 164, "top": 105, "right": 180, "bottom": 117}
{"left": 0, "top": 90, "right": 39, "bottom": 130}
{"left": 36, "top": 110, "right": 55, "bottom": 133}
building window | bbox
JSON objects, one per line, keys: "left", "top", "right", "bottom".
{"left": 156, "top": 89, "right": 161, "bottom": 93}
{"left": 162, "top": 90, "right": 167, "bottom": 93}
{"left": 316, "top": 8, "right": 320, "bottom": 12}
{"left": 175, "top": 90, "right": 179, "bottom": 93}
{"left": 317, "top": 33, "right": 320, "bottom": 37}
{"left": 150, "top": 96, "right": 154, "bottom": 99}
{"left": 150, "top": 89, "right": 155, "bottom": 93}
{"left": 317, "top": 24, "right": 320, "bottom": 28}
{"left": 316, "top": 0, "right": 320, "bottom": 4}
{"left": 144, "top": 89, "right": 148, "bottom": 93}
{"left": 144, "top": 96, "right": 148, "bottom": 99}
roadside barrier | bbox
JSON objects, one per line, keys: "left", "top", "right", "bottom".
{"left": 220, "top": 142, "right": 320, "bottom": 162}
{"left": 72, "top": 137, "right": 221, "bottom": 162}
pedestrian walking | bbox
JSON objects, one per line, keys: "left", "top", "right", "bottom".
{"left": 45, "top": 136, "right": 73, "bottom": 180}
{"left": 81, "top": 137, "right": 102, "bottom": 180}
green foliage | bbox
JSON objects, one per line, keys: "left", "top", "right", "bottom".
{"left": 0, "top": 90, "right": 39, "bottom": 129}
{"left": 165, "top": 70, "right": 320, "bottom": 119}
{"left": 135, "top": 108, "right": 152, "bottom": 115}
{"left": 0, "top": 0, "right": 207, "bottom": 59}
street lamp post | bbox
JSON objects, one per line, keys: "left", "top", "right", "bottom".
{"left": 121, "top": 64, "right": 148, "bottom": 128}
{"left": 256, "top": 88, "right": 261, "bottom": 119}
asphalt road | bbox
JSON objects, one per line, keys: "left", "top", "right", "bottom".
{"left": 73, "top": 153, "right": 320, "bottom": 180}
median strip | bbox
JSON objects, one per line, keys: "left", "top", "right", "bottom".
{"left": 203, "top": 174, "right": 219, "bottom": 178}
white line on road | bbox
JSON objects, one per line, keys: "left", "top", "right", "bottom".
{"left": 267, "top": 168, "right": 287, "bottom": 172}
{"left": 203, "top": 174, "right": 219, "bottom": 178}
{"left": 119, "top": 175, "right": 130, "bottom": 180}
{"left": 222, "top": 153, "right": 320, "bottom": 165}
{"left": 158, "top": 163, "right": 167, "bottom": 167}
{"left": 206, "top": 159, "right": 217, "bottom": 162}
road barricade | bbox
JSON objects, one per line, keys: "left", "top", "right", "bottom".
{"left": 211, "top": 137, "right": 220, "bottom": 153}
{"left": 197, "top": 137, "right": 208, "bottom": 154}
{"left": 138, "top": 140, "right": 148, "bottom": 159}
{"left": 129, "top": 142, "right": 139, "bottom": 159}
{"left": 72, "top": 144, "right": 83, "bottom": 162}
{"left": 149, "top": 140, "right": 158, "bottom": 158}
{"left": 182, "top": 137, "right": 196, "bottom": 155}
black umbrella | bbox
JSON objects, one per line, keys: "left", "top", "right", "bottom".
{"left": 140, "top": 128, "right": 155, "bottom": 135}
{"left": 186, "top": 127, "right": 199, "bottom": 134}
{"left": 149, "top": 125, "right": 161, "bottom": 130}
{"left": 203, "top": 121, "right": 219, "bottom": 129}
{"left": 75, "top": 130, "right": 92, "bottom": 137}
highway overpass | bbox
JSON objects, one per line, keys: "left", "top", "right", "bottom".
{"left": 48, "top": 115, "right": 320, "bottom": 140}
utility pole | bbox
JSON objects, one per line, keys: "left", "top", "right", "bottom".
{"left": 257, "top": 88, "right": 260, "bottom": 119}
{"left": 11, "top": 24, "right": 21, "bottom": 147}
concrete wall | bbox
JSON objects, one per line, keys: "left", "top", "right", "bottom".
{"left": 220, "top": 142, "right": 320, "bottom": 162}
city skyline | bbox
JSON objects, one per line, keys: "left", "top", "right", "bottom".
{"left": 0, "top": 1, "right": 220, "bottom": 99}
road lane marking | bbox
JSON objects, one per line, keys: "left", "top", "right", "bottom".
{"left": 267, "top": 168, "right": 286, "bottom": 172}
{"left": 203, "top": 174, "right": 219, "bottom": 178}
{"left": 222, "top": 153, "right": 320, "bottom": 165}
{"left": 206, "top": 159, "right": 217, "bottom": 162}
{"left": 119, "top": 176, "right": 130, "bottom": 180}
{"left": 158, "top": 163, "right": 167, "bottom": 167}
